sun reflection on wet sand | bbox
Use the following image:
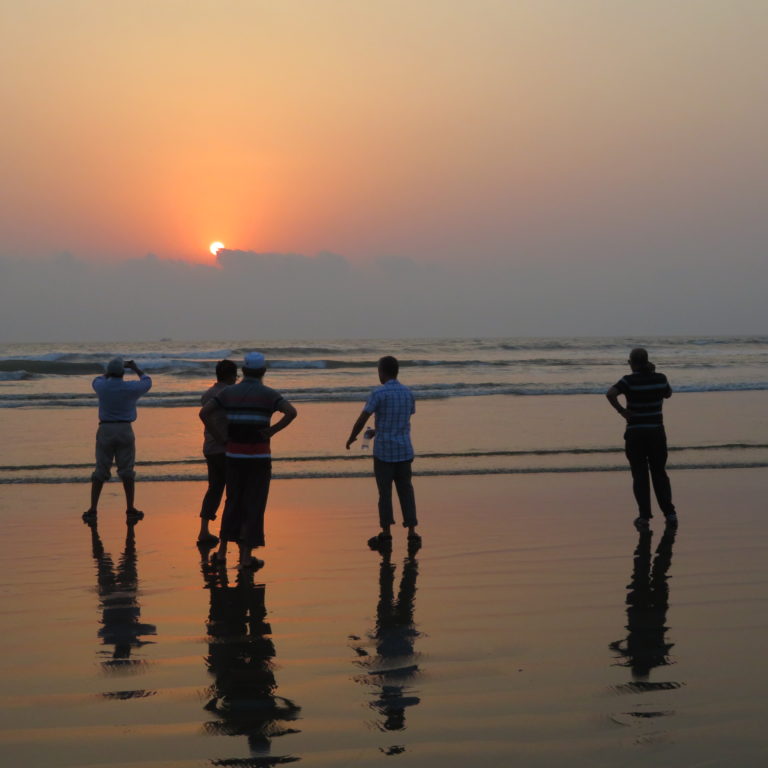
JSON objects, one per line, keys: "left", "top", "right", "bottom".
{"left": 1, "top": 469, "right": 768, "bottom": 766}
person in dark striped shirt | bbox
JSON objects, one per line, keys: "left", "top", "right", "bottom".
{"left": 200, "top": 352, "right": 297, "bottom": 570}
{"left": 606, "top": 348, "right": 677, "bottom": 529}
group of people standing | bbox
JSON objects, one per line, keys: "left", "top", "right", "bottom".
{"left": 83, "top": 346, "right": 677, "bottom": 566}
{"left": 83, "top": 352, "right": 422, "bottom": 570}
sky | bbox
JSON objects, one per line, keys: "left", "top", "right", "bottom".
{"left": 1, "top": 0, "right": 767, "bottom": 341}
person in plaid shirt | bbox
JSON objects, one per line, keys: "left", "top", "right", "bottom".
{"left": 346, "top": 356, "right": 420, "bottom": 550}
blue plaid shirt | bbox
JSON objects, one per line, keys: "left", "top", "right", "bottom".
{"left": 364, "top": 379, "right": 415, "bottom": 462}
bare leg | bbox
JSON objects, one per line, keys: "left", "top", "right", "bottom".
{"left": 85, "top": 479, "right": 104, "bottom": 515}
{"left": 122, "top": 477, "right": 136, "bottom": 512}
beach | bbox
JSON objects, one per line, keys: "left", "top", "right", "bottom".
{"left": 1, "top": 338, "right": 767, "bottom": 766}
{"left": 5, "top": 0, "right": 768, "bottom": 759}
{"left": 1, "top": 466, "right": 767, "bottom": 767}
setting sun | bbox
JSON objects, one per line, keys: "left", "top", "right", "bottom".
{"left": 209, "top": 241, "right": 225, "bottom": 256}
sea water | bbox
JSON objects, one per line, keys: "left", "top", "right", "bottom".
{"left": 1, "top": 336, "right": 767, "bottom": 484}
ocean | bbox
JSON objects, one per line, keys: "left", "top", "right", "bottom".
{"left": 2, "top": 335, "right": 767, "bottom": 485}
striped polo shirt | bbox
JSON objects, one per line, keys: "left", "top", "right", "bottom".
{"left": 214, "top": 378, "right": 285, "bottom": 458}
{"left": 614, "top": 371, "right": 672, "bottom": 430}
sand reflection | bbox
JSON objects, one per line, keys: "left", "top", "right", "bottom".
{"left": 610, "top": 528, "right": 682, "bottom": 732}
{"left": 88, "top": 521, "right": 156, "bottom": 676}
{"left": 350, "top": 549, "right": 421, "bottom": 755}
{"left": 201, "top": 558, "right": 300, "bottom": 764}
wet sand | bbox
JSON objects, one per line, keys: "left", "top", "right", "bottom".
{"left": 1, "top": 467, "right": 767, "bottom": 767}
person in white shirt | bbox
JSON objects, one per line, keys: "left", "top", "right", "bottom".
{"left": 83, "top": 357, "right": 152, "bottom": 523}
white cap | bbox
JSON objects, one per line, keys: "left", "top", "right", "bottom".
{"left": 244, "top": 351, "right": 266, "bottom": 369}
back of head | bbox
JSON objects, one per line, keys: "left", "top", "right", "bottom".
{"left": 105, "top": 357, "right": 124, "bottom": 378}
{"left": 216, "top": 359, "right": 237, "bottom": 382}
{"left": 243, "top": 351, "right": 267, "bottom": 379}
{"left": 629, "top": 347, "right": 655, "bottom": 374}
{"left": 378, "top": 355, "right": 399, "bottom": 379}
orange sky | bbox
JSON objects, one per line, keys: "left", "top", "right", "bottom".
{"left": 2, "top": 0, "right": 768, "bottom": 270}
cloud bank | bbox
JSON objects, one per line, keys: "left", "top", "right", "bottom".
{"left": 0, "top": 249, "right": 764, "bottom": 342}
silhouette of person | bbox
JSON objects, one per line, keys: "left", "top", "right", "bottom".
{"left": 200, "top": 557, "right": 300, "bottom": 762}
{"left": 610, "top": 527, "right": 677, "bottom": 683}
{"left": 350, "top": 547, "right": 421, "bottom": 752}
{"left": 88, "top": 520, "right": 156, "bottom": 672}
{"left": 606, "top": 347, "right": 677, "bottom": 529}
{"left": 197, "top": 359, "right": 238, "bottom": 546}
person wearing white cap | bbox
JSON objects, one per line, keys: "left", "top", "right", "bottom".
{"left": 199, "top": 351, "right": 297, "bottom": 570}
{"left": 83, "top": 357, "right": 152, "bottom": 523}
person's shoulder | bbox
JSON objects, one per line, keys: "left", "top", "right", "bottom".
{"left": 202, "top": 382, "right": 224, "bottom": 403}
{"left": 254, "top": 379, "right": 281, "bottom": 395}
{"left": 395, "top": 380, "right": 415, "bottom": 397}
{"left": 216, "top": 379, "right": 243, "bottom": 400}
{"left": 244, "top": 379, "right": 283, "bottom": 402}
{"left": 264, "top": 384, "right": 284, "bottom": 400}
{"left": 364, "top": 383, "right": 385, "bottom": 407}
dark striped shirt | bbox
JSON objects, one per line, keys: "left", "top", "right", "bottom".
{"left": 615, "top": 371, "right": 672, "bottom": 430}
{"left": 214, "top": 378, "right": 285, "bottom": 458}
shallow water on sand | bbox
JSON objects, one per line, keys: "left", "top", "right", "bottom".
{"left": 1, "top": 469, "right": 767, "bottom": 767}
{"left": 2, "top": 392, "right": 768, "bottom": 486}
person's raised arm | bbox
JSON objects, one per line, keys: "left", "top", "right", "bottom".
{"left": 346, "top": 409, "right": 372, "bottom": 450}
{"left": 124, "top": 359, "right": 146, "bottom": 378}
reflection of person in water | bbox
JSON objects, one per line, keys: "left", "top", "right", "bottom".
{"left": 610, "top": 528, "right": 676, "bottom": 679}
{"left": 201, "top": 558, "right": 300, "bottom": 761}
{"left": 88, "top": 521, "right": 156, "bottom": 670}
{"left": 350, "top": 548, "right": 421, "bottom": 746}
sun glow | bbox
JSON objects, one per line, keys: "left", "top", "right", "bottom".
{"left": 209, "top": 241, "right": 225, "bottom": 256}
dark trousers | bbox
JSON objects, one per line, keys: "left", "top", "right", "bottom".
{"left": 374, "top": 457, "right": 418, "bottom": 529}
{"left": 624, "top": 429, "right": 676, "bottom": 519}
{"left": 219, "top": 457, "right": 272, "bottom": 547}
{"left": 200, "top": 453, "right": 227, "bottom": 520}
